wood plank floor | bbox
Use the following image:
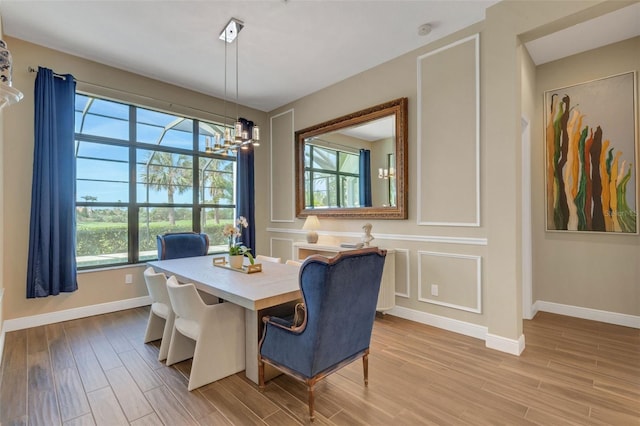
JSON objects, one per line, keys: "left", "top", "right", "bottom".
{"left": 1, "top": 308, "right": 638, "bottom": 425}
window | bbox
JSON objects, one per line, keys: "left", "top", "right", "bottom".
{"left": 304, "top": 144, "right": 360, "bottom": 208}
{"left": 75, "top": 94, "right": 236, "bottom": 268}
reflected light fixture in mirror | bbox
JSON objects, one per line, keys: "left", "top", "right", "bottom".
{"left": 378, "top": 167, "right": 395, "bottom": 179}
{"left": 302, "top": 215, "right": 320, "bottom": 243}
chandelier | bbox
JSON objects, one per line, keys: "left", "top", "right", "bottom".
{"left": 206, "top": 18, "right": 260, "bottom": 155}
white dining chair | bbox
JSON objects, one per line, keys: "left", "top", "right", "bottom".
{"left": 256, "top": 254, "right": 282, "bottom": 263}
{"left": 143, "top": 267, "right": 174, "bottom": 361}
{"left": 285, "top": 259, "right": 302, "bottom": 267}
{"left": 165, "top": 276, "right": 245, "bottom": 391}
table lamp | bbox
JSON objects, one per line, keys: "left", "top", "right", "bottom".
{"left": 302, "top": 215, "right": 320, "bottom": 243}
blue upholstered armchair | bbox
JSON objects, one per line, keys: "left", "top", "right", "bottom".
{"left": 258, "top": 247, "right": 387, "bottom": 421}
{"left": 156, "top": 232, "right": 209, "bottom": 260}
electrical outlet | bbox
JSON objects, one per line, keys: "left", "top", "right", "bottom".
{"left": 431, "top": 284, "right": 439, "bottom": 296}
{"left": 125, "top": 274, "right": 133, "bottom": 284}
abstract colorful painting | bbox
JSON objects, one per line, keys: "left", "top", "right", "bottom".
{"left": 545, "top": 72, "right": 637, "bottom": 233}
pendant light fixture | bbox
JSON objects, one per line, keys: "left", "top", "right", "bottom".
{"left": 0, "top": 39, "right": 23, "bottom": 109}
{"left": 215, "top": 18, "right": 260, "bottom": 155}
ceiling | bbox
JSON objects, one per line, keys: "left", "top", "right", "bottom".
{"left": 0, "top": 0, "right": 499, "bottom": 112}
{"left": 1, "top": 1, "right": 637, "bottom": 112}
{"left": 524, "top": 2, "right": 640, "bottom": 66}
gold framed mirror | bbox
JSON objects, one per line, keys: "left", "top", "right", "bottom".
{"left": 295, "top": 98, "right": 408, "bottom": 219}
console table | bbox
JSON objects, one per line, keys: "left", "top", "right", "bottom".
{"left": 293, "top": 242, "right": 395, "bottom": 312}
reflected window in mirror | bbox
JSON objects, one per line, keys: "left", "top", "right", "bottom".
{"left": 304, "top": 144, "right": 361, "bottom": 208}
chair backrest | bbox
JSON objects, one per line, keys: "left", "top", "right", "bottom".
{"left": 299, "top": 247, "right": 386, "bottom": 376}
{"left": 143, "top": 267, "right": 170, "bottom": 305}
{"left": 256, "top": 255, "right": 282, "bottom": 264}
{"left": 157, "top": 232, "right": 209, "bottom": 260}
{"left": 166, "top": 276, "right": 205, "bottom": 323}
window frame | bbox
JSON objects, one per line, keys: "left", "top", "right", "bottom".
{"left": 75, "top": 92, "right": 237, "bottom": 269}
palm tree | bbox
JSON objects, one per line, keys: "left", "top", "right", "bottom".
{"left": 201, "top": 158, "right": 234, "bottom": 226}
{"left": 79, "top": 195, "right": 97, "bottom": 217}
{"left": 140, "top": 152, "right": 193, "bottom": 225}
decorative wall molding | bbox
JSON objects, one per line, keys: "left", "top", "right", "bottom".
{"left": 521, "top": 116, "right": 534, "bottom": 320}
{"left": 417, "top": 33, "right": 481, "bottom": 227}
{"left": 266, "top": 227, "right": 488, "bottom": 246}
{"left": 533, "top": 300, "right": 640, "bottom": 329}
{"left": 270, "top": 109, "right": 296, "bottom": 223}
{"left": 269, "top": 236, "right": 295, "bottom": 261}
{"left": 393, "top": 248, "right": 410, "bottom": 298}
{"left": 417, "top": 251, "right": 482, "bottom": 313}
{"left": 3, "top": 296, "right": 152, "bottom": 332}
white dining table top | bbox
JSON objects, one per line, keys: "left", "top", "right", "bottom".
{"left": 147, "top": 255, "right": 302, "bottom": 311}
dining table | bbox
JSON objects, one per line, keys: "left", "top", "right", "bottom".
{"left": 147, "top": 254, "right": 302, "bottom": 384}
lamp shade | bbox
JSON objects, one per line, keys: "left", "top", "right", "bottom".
{"left": 302, "top": 215, "right": 320, "bottom": 243}
{"left": 302, "top": 215, "right": 320, "bottom": 230}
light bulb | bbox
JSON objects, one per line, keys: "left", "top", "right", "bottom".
{"left": 224, "top": 128, "right": 232, "bottom": 146}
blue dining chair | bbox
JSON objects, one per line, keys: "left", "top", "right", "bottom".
{"left": 258, "top": 247, "right": 387, "bottom": 421}
{"left": 156, "top": 232, "right": 209, "bottom": 260}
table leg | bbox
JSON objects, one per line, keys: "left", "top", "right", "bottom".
{"left": 245, "top": 309, "right": 260, "bottom": 384}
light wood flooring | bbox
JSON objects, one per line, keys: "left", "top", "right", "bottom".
{"left": 1, "top": 308, "right": 638, "bottom": 425}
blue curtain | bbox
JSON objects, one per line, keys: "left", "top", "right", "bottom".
{"left": 236, "top": 121, "right": 255, "bottom": 251}
{"left": 27, "top": 67, "right": 77, "bottom": 298}
{"left": 359, "top": 149, "right": 372, "bottom": 207}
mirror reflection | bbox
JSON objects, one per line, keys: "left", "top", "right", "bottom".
{"left": 295, "top": 98, "right": 408, "bottom": 219}
{"left": 304, "top": 115, "right": 396, "bottom": 209}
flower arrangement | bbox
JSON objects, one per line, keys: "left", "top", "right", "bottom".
{"left": 223, "top": 216, "right": 254, "bottom": 264}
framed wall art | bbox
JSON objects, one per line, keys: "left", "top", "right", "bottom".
{"left": 544, "top": 71, "right": 637, "bottom": 234}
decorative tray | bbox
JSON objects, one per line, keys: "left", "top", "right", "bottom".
{"left": 212, "top": 257, "right": 262, "bottom": 274}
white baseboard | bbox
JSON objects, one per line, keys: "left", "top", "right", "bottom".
{"left": 486, "top": 332, "right": 525, "bottom": 355}
{"left": 0, "top": 288, "right": 4, "bottom": 364}
{"left": 3, "top": 296, "right": 152, "bottom": 332}
{"left": 388, "top": 305, "right": 488, "bottom": 340}
{"left": 533, "top": 300, "right": 640, "bottom": 329}
{"left": 0, "top": 322, "right": 5, "bottom": 367}
{"left": 388, "top": 306, "right": 526, "bottom": 356}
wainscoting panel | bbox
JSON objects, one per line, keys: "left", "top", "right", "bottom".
{"left": 270, "top": 109, "right": 295, "bottom": 223}
{"left": 393, "top": 248, "right": 410, "bottom": 298}
{"left": 417, "top": 251, "right": 482, "bottom": 313}
{"left": 269, "top": 237, "right": 295, "bottom": 264}
{"left": 417, "top": 34, "right": 480, "bottom": 226}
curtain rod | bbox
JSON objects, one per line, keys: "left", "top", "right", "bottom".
{"left": 27, "top": 66, "right": 231, "bottom": 121}
{"left": 27, "top": 66, "right": 71, "bottom": 81}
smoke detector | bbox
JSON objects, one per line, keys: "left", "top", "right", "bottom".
{"left": 418, "top": 23, "right": 432, "bottom": 36}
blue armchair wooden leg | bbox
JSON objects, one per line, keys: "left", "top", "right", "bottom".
{"left": 307, "top": 381, "right": 315, "bottom": 422}
{"left": 363, "top": 349, "right": 369, "bottom": 386}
